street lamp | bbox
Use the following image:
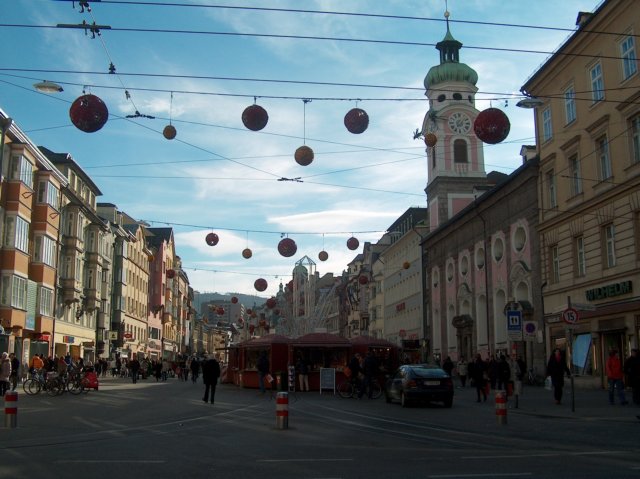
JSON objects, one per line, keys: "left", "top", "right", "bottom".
{"left": 0, "top": 116, "right": 13, "bottom": 182}
{"left": 33, "top": 81, "right": 64, "bottom": 93}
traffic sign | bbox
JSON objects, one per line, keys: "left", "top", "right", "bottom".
{"left": 562, "top": 307, "right": 579, "bottom": 324}
{"left": 507, "top": 310, "right": 522, "bottom": 341}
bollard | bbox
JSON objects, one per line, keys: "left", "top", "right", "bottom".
{"left": 4, "top": 391, "right": 17, "bottom": 428}
{"left": 495, "top": 390, "right": 507, "bottom": 425}
{"left": 276, "top": 391, "right": 289, "bottom": 430}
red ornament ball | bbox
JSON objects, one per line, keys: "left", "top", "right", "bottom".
{"left": 69, "top": 94, "right": 109, "bottom": 133}
{"left": 166, "top": 269, "right": 176, "bottom": 279}
{"left": 403, "top": 261, "right": 411, "bottom": 270}
{"left": 424, "top": 133, "right": 437, "bottom": 147}
{"left": 242, "top": 248, "right": 253, "bottom": 259}
{"left": 205, "top": 232, "right": 219, "bottom": 246}
{"left": 295, "top": 145, "right": 314, "bottom": 166}
{"left": 242, "top": 104, "right": 269, "bottom": 131}
{"left": 358, "top": 275, "right": 369, "bottom": 285}
{"left": 346, "top": 237, "right": 360, "bottom": 251}
{"left": 231, "top": 296, "right": 238, "bottom": 304}
{"left": 344, "top": 108, "right": 369, "bottom": 134}
{"left": 278, "top": 238, "right": 297, "bottom": 257}
{"left": 473, "top": 108, "right": 510, "bottom": 144}
{"left": 266, "top": 297, "right": 277, "bottom": 309}
{"left": 318, "top": 250, "right": 329, "bottom": 262}
{"left": 254, "top": 278, "right": 268, "bottom": 292}
{"left": 216, "top": 307, "right": 225, "bottom": 316}
{"left": 163, "top": 124, "right": 177, "bottom": 140}
{"left": 246, "top": 309, "right": 252, "bottom": 315}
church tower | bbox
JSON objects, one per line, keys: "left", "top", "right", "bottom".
{"left": 422, "top": 12, "right": 489, "bottom": 230}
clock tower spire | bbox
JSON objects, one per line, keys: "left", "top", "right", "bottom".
{"left": 421, "top": 9, "right": 489, "bottom": 229}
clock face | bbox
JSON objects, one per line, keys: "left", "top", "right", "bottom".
{"left": 448, "top": 112, "right": 472, "bottom": 134}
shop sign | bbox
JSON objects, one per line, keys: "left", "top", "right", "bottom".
{"left": 63, "top": 335, "right": 75, "bottom": 344}
{"left": 507, "top": 310, "right": 522, "bottom": 341}
{"left": 585, "top": 281, "right": 632, "bottom": 301}
{"left": 108, "top": 331, "right": 118, "bottom": 340}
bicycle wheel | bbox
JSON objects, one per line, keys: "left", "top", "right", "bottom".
{"left": 67, "top": 377, "right": 83, "bottom": 395}
{"left": 370, "top": 381, "right": 383, "bottom": 399}
{"left": 46, "top": 378, "right": 61, "bottom": 397}
{"left": 338, "top": 381, "right": 354, "bottom": 398}
{"left": 23, "top": 378, "right": 39, "bottom": 395}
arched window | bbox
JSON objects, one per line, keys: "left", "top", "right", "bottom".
{"left": 454, "top": 139, "right": 468, "bottom": 163}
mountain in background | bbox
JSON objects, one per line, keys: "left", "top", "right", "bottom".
{"left": 194, "top": 292, "right": 267, "bottom": 312}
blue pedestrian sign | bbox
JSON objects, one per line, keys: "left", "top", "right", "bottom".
{"left": 507, "top": 310, "right": 523, "bottom": 341}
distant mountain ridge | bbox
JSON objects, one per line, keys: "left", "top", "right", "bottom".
{"left": 194, "top": 292, "right": 267, "bottom": 311}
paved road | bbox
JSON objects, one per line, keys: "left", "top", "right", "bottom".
{"left": 1, "top": 376, "right": 638, "bottom": 479}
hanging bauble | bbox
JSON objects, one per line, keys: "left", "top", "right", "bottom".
{"left": 278, "top": 238, "right": 297, "bottom": 257}
{"left": 473, "top": 108, "right": 510, "bottom": 144}
{"left": 344, "top": 107, "right": 369, "bottom": 134}
{"left": 216, "top": 307, "right": 225, "bottom": 315}
{"left": 231, "top": 296, "right": 238, "bottom": 304}
{"left": 358, "top": 275, "right": 369, "bottom": 285}
{"left": 295, "top": 145, "right": 314, "bottom": 166}
{"left": 424, "top": 133, "right": 437, "bottom": 147}
{"left": 254, "top": 278, "right": 268, "bottom": 292}
{"left": 241, "top": 104, "right": 269, "bottom": 131}
{"left": 242, "top": 248, "right": 253, "bottom": 259}
{"left": 205, "top": 232, "right": 219, "bottom": 246}
{"left": 266, "top": 297, "right": 277, "bottom": 309}
{"left": 163, "top": 124, "right": 177, "bottom": 140}
{"left": 346, "top": 236, "right": 360, "bottom": 251}
{"left": 318, "top": 250, "right": 329, "bottom": 262}
{"left": 69, "top": 94, "right": 109, "bottom": 133}
{"left": 403, "top": 261, "right": 411, "bottom": 270}
{"left": 166, "top": 269, "right": 176, "bottom": 279}
{"left": 246, "top": 308, "right": 252, "bottom": 315}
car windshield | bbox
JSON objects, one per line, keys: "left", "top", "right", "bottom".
{"left": 410, "top": 367, "right": 448, "bottom": 378}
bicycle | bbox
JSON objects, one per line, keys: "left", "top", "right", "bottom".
{"left": 22, "top": 369, "right": 61, "bottom": 396}
{"left": 526, "top": 367, "right": 543, "bottom": 386}
{"left": 338, "top": 377, "right": 382, "bottom": 399}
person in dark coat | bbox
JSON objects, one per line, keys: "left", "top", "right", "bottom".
{"left": 202, "top": 356, "right": 221, "bottom": 404}
{"left": 442, "top": 357, "right": 454, "bottom": 377}
{"left": 256, "top": 351, "right": 270, "bottom": 394}
{"left": 497, "top": 355, "right": 511, "bottom": 390}
{"left": 624, "top": 349, "right": 640, "bottom": 405}
{"left": 546, "top": 348, "right": 571, "bottom": 405}
{"left": 471, "top": 354, "right": 487, "bottom": 402}
{"left": 129, "top": 357, "right": 140, "bottom": 384}
{"left": 190, "top": 357, "right": 200, "bottom": 384}
{"left": 359, "top": 351, "right": 379, "bottom": 399}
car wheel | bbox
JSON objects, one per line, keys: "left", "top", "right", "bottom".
{"left": 401, "top": 392, "right": 410, "bottom": 408}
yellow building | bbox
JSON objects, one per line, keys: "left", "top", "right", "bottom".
{"left": 521, "top": 0, "right": 640, "bottom": 386}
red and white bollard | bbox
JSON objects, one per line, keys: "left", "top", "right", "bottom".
{"left": 495, "top": 390, "right": 507, "bottom": 425}
{"left": 276, "top": 391, "right": 289, "bottom": 430}
{"left": 5, "top": 391, "right": 18, "bottom": 428}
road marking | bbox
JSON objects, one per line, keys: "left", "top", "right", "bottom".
{"left": 429, "top": 474, "right": 532, "bottom": 478}
{"left": 56, "top": 460, "right": 165, "bottom": 464}
{"left": 463, "top": 450, "right": 623, "bottom": 460}
{"left": 258, "top": 459, "right": 353, "bottom": 463}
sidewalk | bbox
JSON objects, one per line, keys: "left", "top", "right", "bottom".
{"left": 454, "top": 382, "right": 640, "bottom": 422}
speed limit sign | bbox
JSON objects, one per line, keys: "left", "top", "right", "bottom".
{"left": 562, "top": 307, "right": 579, "bottom": 324}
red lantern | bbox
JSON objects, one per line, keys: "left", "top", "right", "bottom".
{"left": 242, "top": 104, "right": 269, "bottom": 131}
{"left": 231, "top": 296, "right": 238, "bottom": 304}
{"left": 403, "top": 261, "right": 411, "bottom": 270}
{"left": 246, "top": 309, "right": 252, "bottom": 315}
{"left": 344, "top": 107, "right": 369, "bottom": 134}
{"left": 358, "top": 275, "right": 369, "bottom": 285}
{"left": 69, "top": 94, "right": 109, "bottom": 133}
{"left": 205, "top": 232, "right": 219, "bottom": 246}
{"left": 266, "top": 297, "right": 277, "bottom": 309}
{"left": 163, "top": 124, "right": 177, "bottom": 140}
{"left": 254, "top": 278, "right": 268, "bottom": 292}
{"left": 166, "top": 269, "right": 176, "bottom": 279}
{"left": 473, "top": 108, "right": 510, "bottom": 144}
{"left": 216, "top": 307, "right": 225, "bottom": 316}
{"left": 278, "top": 238, "right": 297, "bottom": 257}
{"left": 424, "top": 133, "right": 437, "bottom": 147}
{"left": 318, "top": 250, "right": 329, "bottom": 262}
{"left": 242, "top": 248, "right": 253, "bottom": 259}
{"left": 295, "top": 145, "right": 314, "bottom": 166}
{"left": 346, "top": 237, "right": 359, "bottom": 251}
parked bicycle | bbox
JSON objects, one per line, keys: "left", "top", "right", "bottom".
{"left": 338, "top": 378, "right": 382, "bottom": 399}
{"left": 22, "top": 369, "right": 60, "bottom": 396}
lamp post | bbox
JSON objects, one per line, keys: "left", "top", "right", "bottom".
{"left": 0, "top": 116, "right": 13, "bottom": 182}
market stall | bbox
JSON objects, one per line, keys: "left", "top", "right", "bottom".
{"left": 237, "top": 334, "right": 290, "bottom": 389}
{"left": 290, "top": 333, "right": 351, "bottom": 391}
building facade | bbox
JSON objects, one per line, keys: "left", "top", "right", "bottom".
{"left": 521, "top": 0, "right": 640, "bottom": 386}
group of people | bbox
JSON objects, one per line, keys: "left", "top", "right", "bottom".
{"left": 346, "top": 351, "right": 380, "bottom": 399}
{"left": 0, "top": 352, "right": 18, "bottom": 396}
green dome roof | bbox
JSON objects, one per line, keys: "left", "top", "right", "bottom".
{"left": 424, "top": 62, "right": 478, "bottom": 89}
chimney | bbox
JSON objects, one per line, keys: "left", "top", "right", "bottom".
{"left": 519, "top": 145, "right": 537, "bottom": 164}
{"left": 576, "top": 11, "right": 593, "bottom": 28}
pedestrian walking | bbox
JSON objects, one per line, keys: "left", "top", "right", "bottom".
{"left": 360, "top": 351, "right": 379, "bottom": 399}
{"left": 546, "top": 348, "right": 571, "bottom": 405}
{"left": 497, "top": 355, "right": 511, "bottom": 391}
{"left": 606, "top": 349, "right": 628, "bottom": 405}
{"left": 0, "top": 352, "right": 11, "bottom": 396}
{"left": 457, "top": 357, "right": 468, "bottom": 388}
{"left": 257, "top": 351, "right": 270, "bottom": 394}
{"left": 624, "top": 349, "right": 640, "bottom": 405}
{"left": 9, "top": 353, "right": 19, "bottom": 391}
{"left": 130, "top": 357, "right": 140, "bottom": 384}
{"left": 190, "top": 357, "right": 200, "bottom": 384}
{"left": 442, "top": 357, "right": 454, "bottom": 378}
{"left": 296, "top": 356, "right": 309, "bottom": 392}
{"left": 471, "top": 354, "right": 487, "bottom": 402}
{"left": 202, "top": 355, "right": 221, "bottom": 404}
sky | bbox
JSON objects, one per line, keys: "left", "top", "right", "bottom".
{"left": 1, "top": 0, "right": 603, "bottom": 297}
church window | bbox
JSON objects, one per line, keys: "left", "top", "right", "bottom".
{"left": 437, "top": 94, "right": 446, "bottom": 103}
{"left": 453, "top": 139, "right": 468, "bottom": 163}
{"left": 453, "top": 93, "right": 462, "bottom": 100}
